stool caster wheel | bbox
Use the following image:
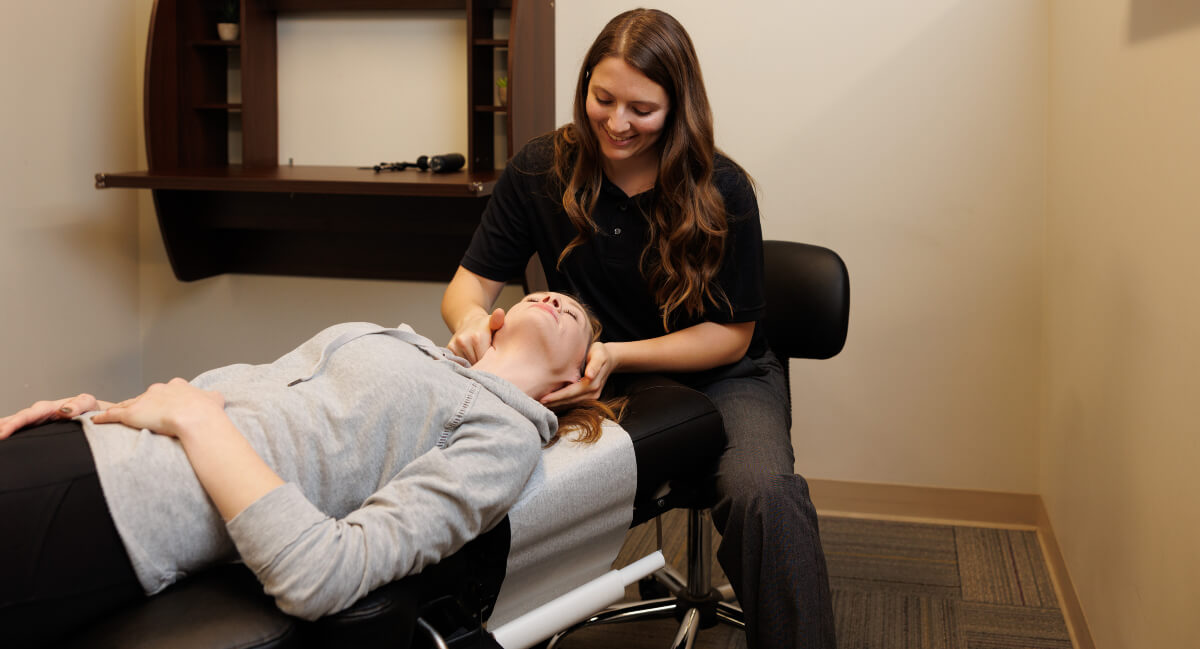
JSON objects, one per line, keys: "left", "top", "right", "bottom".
{"left": 638, "top": 575, "right": 671, "bottom": 600}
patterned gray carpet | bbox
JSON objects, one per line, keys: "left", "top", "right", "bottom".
{"left": 824, "top": 517, "right": 1071, "bottom": 649}
{"left": 552, "top": 512, "right": 1073, "bottom": 649}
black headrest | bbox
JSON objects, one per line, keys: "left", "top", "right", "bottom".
{"left": 762, "top": 240, "right": 850, "bottom": 360}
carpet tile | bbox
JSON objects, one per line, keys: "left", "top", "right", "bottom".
{"left": 956, "top": 527, "right": 1059, "bottom": 608}
{"left": 960, "top": 601, "right": 1072, "bottom": 648}
{"left": 832, "top": 590, "right": 964, "bottom": 649}
{"left": 822, "top": 517, "right": 961, "bottom": 595}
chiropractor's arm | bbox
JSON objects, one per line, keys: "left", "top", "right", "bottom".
{"left": 539, "top": 320, "right": 754, "bottom": 408}
{"left": 441, "top": 265, "right": 507, "bottom": 364}
{"left": 92, "top": 378, "right": 284, "bottom": 521}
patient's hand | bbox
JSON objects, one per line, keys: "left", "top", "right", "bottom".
{"left": 448, "top": 308, "right": 505, "bottom": 364}
{"left": 97, "top": 378, "right": 281, "bottom": 523}
{"left": 93, "top": 378, "right": 226, "bottom": 439}
{"left": 0, "top": 393, "right": 109, "bottom": 440}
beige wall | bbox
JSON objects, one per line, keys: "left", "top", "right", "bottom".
{"left": 0, "top": 1, "right": 142, "bottom": 413}
{"left": 1045, "top": 1, "right": 1200, "bottom": 646}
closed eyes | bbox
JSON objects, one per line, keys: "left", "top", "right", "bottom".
{"left": 524, "top": 296, "right": 581, "bottom": 320}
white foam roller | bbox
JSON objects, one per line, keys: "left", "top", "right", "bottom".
{"left": 490, "top": 551, "right": 666, "bottom": 649}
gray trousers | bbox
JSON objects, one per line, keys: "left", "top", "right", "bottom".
{"left": 699, "top": 351, "right": 837, "bottom": 649}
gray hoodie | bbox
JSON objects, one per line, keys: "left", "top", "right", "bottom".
{"left": 82, "top": 323, "right": 556, "bottom": 620}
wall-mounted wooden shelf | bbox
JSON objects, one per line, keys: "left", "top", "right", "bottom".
{"left": 97, "top": 0, "right": 551, "bottom": 283}
{"left": 97, "top": 166, "right": 499, "bottom": 197}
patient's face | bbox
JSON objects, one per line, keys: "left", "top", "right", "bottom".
{"left": 503, "top": 292, "right": 593, "bottom": 377}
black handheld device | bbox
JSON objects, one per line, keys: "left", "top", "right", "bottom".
{"left": 364, "top": 153, "right": 466, "bottom": 174}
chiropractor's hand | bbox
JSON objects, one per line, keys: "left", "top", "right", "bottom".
{"left": 92, "top": 378, "right": 226, "bottom": 440}
{"left": 0, "top": 393, "right": 109, "bottom": 440}
{"left": 447, "top": 308, "right": 505, "bottom": 364}
{"left": 540, "top": 341, "right": 617, "bottom": 409}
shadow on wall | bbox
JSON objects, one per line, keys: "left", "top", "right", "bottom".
{"left": 1129, "top": 0, "right": 1200, "bottom": 42}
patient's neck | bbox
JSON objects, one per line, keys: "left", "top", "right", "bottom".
{"left": 472, "top": 347, "right": 562, "bottom": 404}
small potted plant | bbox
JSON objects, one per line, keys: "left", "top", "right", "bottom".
{"left": 217, "top": 0, "right": 239, "bottom": 41}
{"left": 496, "top": 77, "right": 508, "bottom": 107}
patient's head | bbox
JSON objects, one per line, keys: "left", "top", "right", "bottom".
{"left": 477, "top": 291, "right": 621, "bottom": 446}
{"left": 510, "top": 293, "right": 626, "bottom": 446}
{"left": 494, "top": 291, "right": 596, "bottom": 384}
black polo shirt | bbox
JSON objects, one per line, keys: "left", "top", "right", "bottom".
{"left": 462, "top": 133, "right": 768, "bottom": 370}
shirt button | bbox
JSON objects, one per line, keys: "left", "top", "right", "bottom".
{"left": 619, "top": 203, "right": 628, "bottom": 211}
{"left": 613, "top": 227, "right": 622, "bottom": 235}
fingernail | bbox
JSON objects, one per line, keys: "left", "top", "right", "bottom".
{"left": 60, "top": 406, "right": 73, "bottom": 415}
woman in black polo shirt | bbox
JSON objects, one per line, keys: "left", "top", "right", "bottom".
{"left": 440, "top": 9, "right": 835, "bottom": 649}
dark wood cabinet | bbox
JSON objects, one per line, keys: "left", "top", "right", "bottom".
{"left": 98, "top": 0, "right": 554, "bottom": 282}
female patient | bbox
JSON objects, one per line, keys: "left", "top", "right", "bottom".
{"left": 0, "top": 292, "right": 614, "bottom": 648}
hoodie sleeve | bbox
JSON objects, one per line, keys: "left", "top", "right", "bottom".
{"left": 224, "top": 407, "right": 542, "bottom": 620}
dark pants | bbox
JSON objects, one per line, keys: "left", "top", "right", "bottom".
{"left": 699, "top": 351, "right": 837, "bottom": 649}
{"left": 0, "top": 420, "right": 142, "bottom": 648}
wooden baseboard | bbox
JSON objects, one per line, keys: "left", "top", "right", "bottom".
{"left": 808, "top": 479, "right": 1093, "bottom": 649}
{"left": 1034, "top": 497, "right": 1096, "bottom": 649}
{"left": 808, "top": 478, "right": 1041, "bottom": 528}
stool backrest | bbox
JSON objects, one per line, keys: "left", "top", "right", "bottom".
{"left": 762, "top": 240, "right": 850, "bottom": 362}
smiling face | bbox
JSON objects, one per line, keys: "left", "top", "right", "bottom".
{"left": 585, "top": 56, "right": 671, "bottom": 176}
{"left": 501, "top": 292, "right": 595, "bottom": 380}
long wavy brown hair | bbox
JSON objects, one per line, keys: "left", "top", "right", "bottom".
{"left": 553, "top": 8, "right": 739, "bottom": 330}
{"left": 547, "top": 300, "right": 628, "bottom": 447}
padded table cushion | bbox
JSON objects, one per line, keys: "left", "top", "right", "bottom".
{"left": 619, "top": 375, "right": 726, "bottom": 525}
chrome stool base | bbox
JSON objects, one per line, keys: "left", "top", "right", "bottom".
{"left": 547, "top": 509, "right": 744, "bottom": 649}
